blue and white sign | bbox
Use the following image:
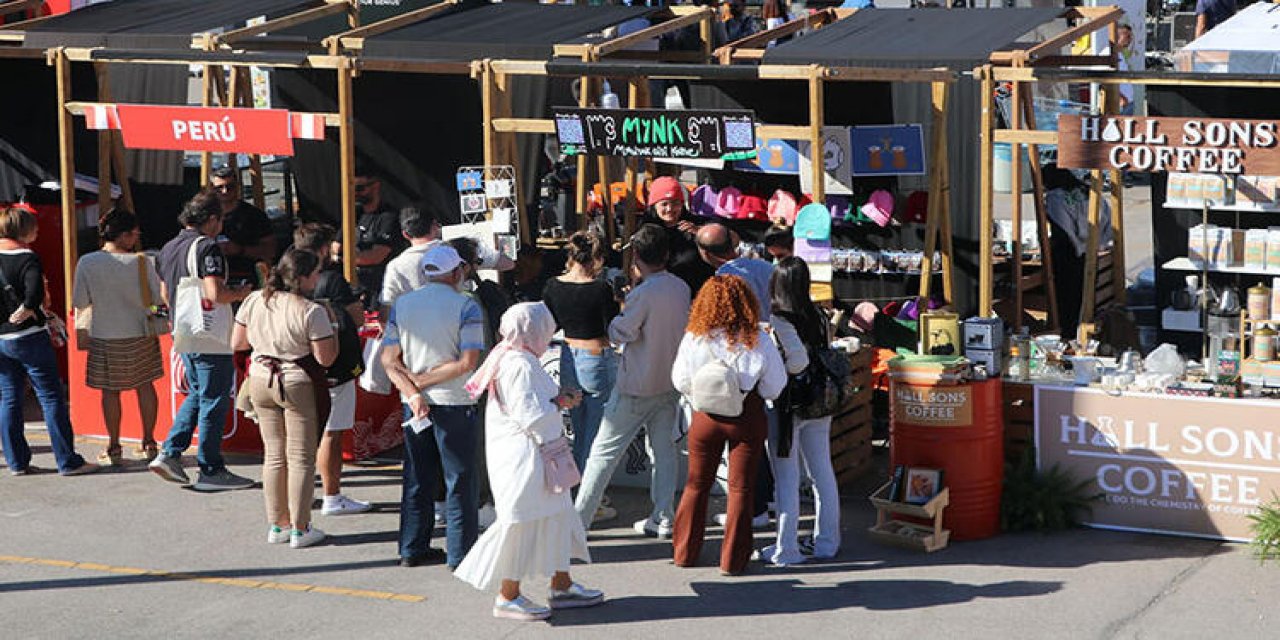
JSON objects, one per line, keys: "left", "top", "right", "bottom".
{"left": 849, "top": 124, "right": 926, "bottom": 176}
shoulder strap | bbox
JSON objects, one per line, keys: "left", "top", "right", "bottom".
{"left": 136, "top": 253, "right": 154, "bottom": 309}
{"left": 186, "top": 235, "right": 205, "bottom": 279}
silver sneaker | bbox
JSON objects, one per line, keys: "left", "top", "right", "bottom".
{"left": 493, "top": 595, "right": 552, "bottom": 621}
{"left": 148, "top": 453, "right": 189, "bottom": 485}
{"left": 548, "top": 582, "right": 605, "bottom": 609}
{"left": 191, "top": 469, "right": 255, "bottom": 492}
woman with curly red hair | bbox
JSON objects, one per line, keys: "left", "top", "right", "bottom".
{"left": 671, "top": 275, "right": 786, "bottom": 575}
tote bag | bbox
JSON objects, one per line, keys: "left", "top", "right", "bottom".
{"left": 172, "top": 237, "right": 232, "bottom": 354}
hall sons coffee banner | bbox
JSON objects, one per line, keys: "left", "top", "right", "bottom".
{"left": 1035, "top": 387, "right": 1280, "bottom": 541}
{"left": 1058, "top": 115, "right": 1280, "bottom": 175}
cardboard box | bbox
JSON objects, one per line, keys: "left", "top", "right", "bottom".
{"left": 1210, "top": 228, "right": 1244, "bottom": 268}
{"left": 1237, "top": 176, "right": 1278, "bottom": 208}
{"left": 1245, "top": 228, "right": 1269, "bottom": 270}
{"left": 1201, "top": 174, "right": 1230, "bottom": 205}
{"left": 963, "top": 317, "right": 1003, "bottom": 351}
{"left": 1267, "top": 227, "right": 1280, "bottom": 272}
{"left": 1264, "top": 361, "right": 1280, "bottom": 388}
{"left": 1167, "top": 173, "right": 1192, "bottom": 204}
{"left": 1188, "top": 224, "right": 1215, "bottom": 265}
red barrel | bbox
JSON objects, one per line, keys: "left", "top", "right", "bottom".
{"left": 890, "top": 378, "right": 1003, "bottom": 540}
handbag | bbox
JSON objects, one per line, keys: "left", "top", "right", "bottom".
{"left": 494, "top": 377, "right": 581, "bottom": 494}
{"left": 136, "top": 253, "right": 169, "bottom": 337}
{"left": 172, "top": 237, "right": 232, "bottom": 353}
{"left": 779, "top": 311, "right": 852, "bottom": 420}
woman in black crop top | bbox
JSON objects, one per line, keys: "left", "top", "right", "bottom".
{"left": 542, "top": 232, "right": 619, "bottom": 494}
{"left": 0, "top": 206, "right": 96, "bottom": 476}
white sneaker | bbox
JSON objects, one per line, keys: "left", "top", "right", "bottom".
{"left": 633, "top": 517, "right": 673, "bottom": 539}
{"left": 592, "top": 505, "right": 618, "bottom": 524}
{"left": 266, "top": 525, "right": 290, "bottom": 544}
{"left": 493, "top": 594, "right": 552, "bottom": 621}
{"left": 713, "top": 512, "right": 771, "bottom": 530}
{"left": 434, "top": 501, "right": 446, "bottom": 526}
{"left": 321, "top": 494, "right": 372, "bottom": 515}
{"left": 548, "top": 582, "right": 605, "bottom": 609}
{"left": 290, "top": 525, "right": 326, "bottom": 549}
{"left": 479, "top": 503, "right": 498, "bottom": 529}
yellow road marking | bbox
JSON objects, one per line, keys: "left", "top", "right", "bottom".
{"left": 0, "top": 555, "right": 425, "bottom": 603}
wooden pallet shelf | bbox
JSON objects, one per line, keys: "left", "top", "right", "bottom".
{"left": 867, "top": 481, "right": 950, "bottom": 552}
{"left": 830, "top": 347, "right": 875, "bottom": 487}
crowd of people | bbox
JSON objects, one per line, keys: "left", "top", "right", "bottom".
{"left": 0, "top": 163, "right": 844, "bottom": 621}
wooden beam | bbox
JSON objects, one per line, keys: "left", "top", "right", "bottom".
{"left": 808, "top": 65, "right": 825, "bottom": 204}
{"left": 234, "top": 69, "right": 266, "bottom": 210}
{"left": 574, "top": 51, "right": 592, "bottom": 230}
{"left": 61, "top": 47, "right": 344, "bottom": 69}
{"left": 53, "top": 49, "right": 77, "bottom": 315}
{"left": 918, "top": 80, "right": 948, "bottom": 305}
{"left": 594, "top": 9, "right": 712, "bottom": 58}
{"left": 199, "top": 61, "right": 216, "bottom": 184}
{"left": 978, "top": 65, "right": 994, "bottom": 317}
{"left": 1010, "top": 80, "right": 1023, "bottom": 331}
{"left": 337, "top": 58, "right": 357, "bottom": 284}
{"left": 207, "top": 1, "right": 349, "bottom": 48}
{"left": 756, "top": 125, "right": 810, "bottom": 140}
{"left": 325, "top": 0, "right": 458, "bottom": 53}
{"left": 492, "top": 118, "right": 555, "bottom": 134}
{"left": 0, "top": 0, "right": 40, "bottom": 18}
{"left": 1103, "top": 29, "right": 1125, "bottom": 307}
{"left": 1021, "top": 7, "right": 1124, "bottom": 62}
{"left": 488, "top": 60, "right": 548, "bottom": 76}
{"left": 1020, "top": 89, "right": 1059, "bottom": 331}
{"left": 713, "top": 9, "right": 838, "bottom": 60}
{"left": 94, "top": 63, "right": 112, "bottom": 214}
{"left": 993, "top": 129, "right": 1058, "bottom": 146}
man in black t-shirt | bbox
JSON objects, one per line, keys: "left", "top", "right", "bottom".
{"left": 210, "top": 167, "right": 276, "bottom": 288}
{"left": 348, "top": 168, "right": 407, "bottom": 308}
{"left": 152, "top": 191, "right": 253, "bottom": 492}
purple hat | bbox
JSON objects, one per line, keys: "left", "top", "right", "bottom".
{"left": 861, "top": 190, "right": 895, "bottom": 227}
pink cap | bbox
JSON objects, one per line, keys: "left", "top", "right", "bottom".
{"left": 647, "top": 176, "right": 685, "bottom": 207}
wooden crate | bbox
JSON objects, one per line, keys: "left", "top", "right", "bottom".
{"left": 829, "top": 347, "right": 875, "bottom": 486}
{"left": 1002, "top": 380, "right": 1035, "bottom": 463}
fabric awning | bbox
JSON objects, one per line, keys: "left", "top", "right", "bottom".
{"left": 18, "top": 0, "right": 325, "bottom": 49}
{"left": 763, "top": 7, "right": 1068, "bottom": 68}
{"left": 359, "top": 3, "right": 658, "bottom": 61}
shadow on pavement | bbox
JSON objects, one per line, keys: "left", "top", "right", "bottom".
{"left": 548, "top": 578, "right": 1063, "bottom": 624}
{"left": 0, "top": 559, "right": 396, "bottom": 595}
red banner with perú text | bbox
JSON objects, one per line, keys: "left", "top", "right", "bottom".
{"left": 116, "top": 105, "right": 295, "bottom": 156}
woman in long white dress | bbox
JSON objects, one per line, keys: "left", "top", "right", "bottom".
{"left": 456, "top": 302, "right": 604, "bottom": 621}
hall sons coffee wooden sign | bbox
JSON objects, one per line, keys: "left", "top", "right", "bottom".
{"left": 1058, "top": 115, "right": 1280, "bottom": 175}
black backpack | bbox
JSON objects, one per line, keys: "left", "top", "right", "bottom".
{"left": 313, "top": 270, "right": 364, "bottom": 385}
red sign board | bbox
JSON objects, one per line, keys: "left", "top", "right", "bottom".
{"left": 116, "top": 105, "right": 295, "bottom": 156}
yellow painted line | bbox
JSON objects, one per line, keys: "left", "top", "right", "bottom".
{"left": 0, "top": 555, "right": 424, "bottom": 603}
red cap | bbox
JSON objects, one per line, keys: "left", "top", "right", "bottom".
{"left": 647, "top": 176, "right": 685, "bottom": 207}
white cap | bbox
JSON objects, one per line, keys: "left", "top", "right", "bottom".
{"left": 421, "top": 245, "right": 464, "bottom": 277}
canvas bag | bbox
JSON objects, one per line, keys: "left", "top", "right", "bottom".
{"left": 171, "top": 237, "right": 232, "bottom": 353}
{"left": 689, "top": 349, "right": 745, "bottom": 417}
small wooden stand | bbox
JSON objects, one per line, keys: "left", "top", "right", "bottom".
{"left": 868, "top": 481, "right": 950, "bottom": 553}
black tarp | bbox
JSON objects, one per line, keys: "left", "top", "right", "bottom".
{"left": 19, "top": 0, "right": 324, "bottom": 49}
{"left": 359, "top": 3, "right": 656, "bottom": 61}
{"left": 762, "top": 7, "right": 1066, "bottom": 67}
{"left": 278, "top": 3, "right": 658, "bottom": 229}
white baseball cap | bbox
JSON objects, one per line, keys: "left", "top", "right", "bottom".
{"left": 421, "top": 244, "right": 465, "bottom": 276}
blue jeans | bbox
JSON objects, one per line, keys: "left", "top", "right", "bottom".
{"left": 399, "top": 403, "right": 479, "bottom": 568}
{"left": 163, "top": 353, "right": 233, "bottom": 474}
{"left": 0, "top": 331, "right": 86, "bottom": 473}
{"left": 559, "top": 346, "right": 617, "bottom": 470}
{"left": 574, "top": 389, "right": 681, "bottom": 527}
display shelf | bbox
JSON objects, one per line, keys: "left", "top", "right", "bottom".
{"left": 1162, "top": 257, "right": 1280, "bottom": 276}
{"left": 867, "top": 481, "right": 950, "bottom": 553}
{"left": 1163, "top": 202, "right": 1280, "bottom": 213}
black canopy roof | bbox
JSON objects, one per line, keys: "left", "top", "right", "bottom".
{"left": 359, "top": 3, "right": 658, "bottom": 61}
{"left": 763, "top": 7, "right": 1069, "bottom": 68}
{"left": 18, "top": 0, "right": 324, "bottom": 49}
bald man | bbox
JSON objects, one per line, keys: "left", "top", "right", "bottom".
{"left": 695, "top": 223, "right": 773, "bottom": 318}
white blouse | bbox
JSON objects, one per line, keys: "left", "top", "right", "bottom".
{"left": 671, "top": 329, "right": 788, "bottom": 401}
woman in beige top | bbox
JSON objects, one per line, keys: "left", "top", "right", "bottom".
{"left": 72, "top": 209, "right": 165, "bottom": 466}
{"left": 232, "top": 248, "right": 337, "bottom": 549}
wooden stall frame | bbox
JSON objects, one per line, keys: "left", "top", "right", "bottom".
{"left": 979, "top": 61, "right": 1280, "bottom": 329}
{"left": 49, "top": 47, "right": 350, "bottom": 308}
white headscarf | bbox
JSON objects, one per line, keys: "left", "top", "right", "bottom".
{"left": 465, "top": 302, "right": 556, "bottom": 399}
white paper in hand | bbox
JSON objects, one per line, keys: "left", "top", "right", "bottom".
{"left": 403, "top": 415, "right": 433, "bottom": 434}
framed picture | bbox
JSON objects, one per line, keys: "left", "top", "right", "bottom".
{"left": 903, "top": 467, "right": 943, "bottom": 505}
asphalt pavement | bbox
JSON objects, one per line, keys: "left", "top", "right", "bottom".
{"left": 2, "top": 427, "right": 1278, "bottom": 640}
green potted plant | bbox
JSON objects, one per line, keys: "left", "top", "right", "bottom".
{"left": 1248, "top": 494, "right": 1280, "bottom": 562}
{"left": 1001, "top": 447, "right": 1103, "bottom": 532}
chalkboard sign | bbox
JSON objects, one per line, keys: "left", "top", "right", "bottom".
{"left": 553, "top": 107, "right": 757, "bottom": 160}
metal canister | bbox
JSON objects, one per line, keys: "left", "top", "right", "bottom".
{"left": 1255, "top": 325, "right": 1277, "bottom": 362}
{"left": 1248, "top": 282, "right": 1272, "bottom": 322}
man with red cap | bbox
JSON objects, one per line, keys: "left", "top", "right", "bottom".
{"left": 641, "top": 176, "right": 715, "bottom": 297}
